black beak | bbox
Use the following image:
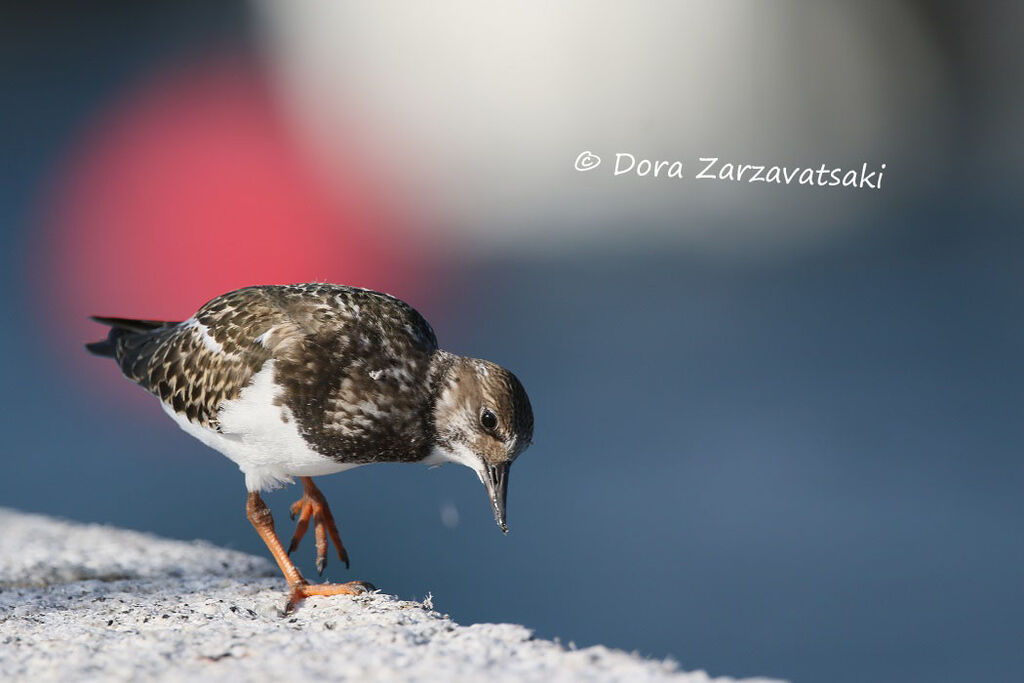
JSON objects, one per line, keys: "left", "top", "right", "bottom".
{"left": 482, "top": 462, "right": 510, "bottom": 534}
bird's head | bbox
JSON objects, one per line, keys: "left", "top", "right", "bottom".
{"left": 429, "top": 354, "right": 534, "bottom": 533}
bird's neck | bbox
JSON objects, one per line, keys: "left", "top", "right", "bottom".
{"left": 427, "top": 350, "right": 459, "bottom": 404}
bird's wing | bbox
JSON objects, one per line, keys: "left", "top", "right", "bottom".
{"left": 109, "top": 284, "right": 437, "bottom": 430}
{"left": 110, "top": 287, "right": 281, "bottom": 429}
{"left": 264, "top": 283, "right": 438, "bottom": 353}
{"left": 260, "top": 285, "right": 440, "bottom": 457}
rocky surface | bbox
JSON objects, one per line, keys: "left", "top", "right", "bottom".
{"left": 0, "top": 509, "right": 779, "bottom": 682}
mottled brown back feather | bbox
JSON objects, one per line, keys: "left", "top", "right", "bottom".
{"left": 99, "top": 284, "right": 439, "bottom": 439}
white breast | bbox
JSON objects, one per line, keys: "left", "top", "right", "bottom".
{"left": 161, "top": 360, "right": 360, "bottom": 491}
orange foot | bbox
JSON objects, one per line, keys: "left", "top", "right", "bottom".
{"left": 288, "top": 476, "right": 350, "bottom": 575}
{"left": 246, "top": 490, "right": 371, "bottom": 616}
{"left": 285, "top": 579, "right": 376, "bottom": 614}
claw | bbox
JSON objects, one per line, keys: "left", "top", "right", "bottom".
{"left": 289, "top": 498, "right": 304, "bottom": 522}
{"left": 286, "top": 477, "right": 351, "bottom": 571}
{"left": 324, "top": 511, "right": 351, "bottom": 569}
{"left": 287, "top": 503, "right": 312, "bottom": 556}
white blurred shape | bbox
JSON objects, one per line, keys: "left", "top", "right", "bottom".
{"left": 256, "top": 1, "right": 951, "bottom": 256}
{"left": 440, "top": 500, "right": 460, "bottom": 529}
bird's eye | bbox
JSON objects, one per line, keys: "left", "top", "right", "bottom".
{"left": 480, "top": 408, "right": 498, "bottom": 432}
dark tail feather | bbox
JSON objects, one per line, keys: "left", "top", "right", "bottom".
{"left": 86, "top": 316, "right": 177, "bottom": 358}
{"left": 85, "top": 339, "right": 116, "bottom": 357}
{"left": 89, "top": 316, "right": 172, "bottom": 333}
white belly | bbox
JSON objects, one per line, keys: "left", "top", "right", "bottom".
{"left": 161, "top": 361, "right": 360, "bottom": 491}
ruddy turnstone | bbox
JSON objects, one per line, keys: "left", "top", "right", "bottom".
{"left": 86, "top": 283, "right": 534, "bottom": 611}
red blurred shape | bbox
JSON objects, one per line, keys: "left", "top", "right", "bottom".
{"left": 37, "top": 55, "right": 437, "bottom": 393}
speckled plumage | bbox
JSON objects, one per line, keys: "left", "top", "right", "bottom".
{"left": 88, "top": 283, "right": 532, "bottom": 605}
{"left": 88, "top": 284, "right": 533, "bottom": 510}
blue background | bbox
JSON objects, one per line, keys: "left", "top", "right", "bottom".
{"left": 2, "top": 4, "right": 1022, "bottom": 682}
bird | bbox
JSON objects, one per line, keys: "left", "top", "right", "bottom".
{"left": 86, "top": 283, "right": 534, "bottom": 612}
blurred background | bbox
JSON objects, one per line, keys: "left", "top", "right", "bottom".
{"left": 2, "top": 2, "right": 1022, "bottom": 681}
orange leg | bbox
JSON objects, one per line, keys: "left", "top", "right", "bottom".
{"left": 246, "top": 492, "right": 373, "bottom": 614}
{"left": 287, "top": 477, "right": 351, "bottom": 574}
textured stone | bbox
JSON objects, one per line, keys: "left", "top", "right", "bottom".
{"left": 0, "top": 509, "right": 779, "bottom": 682}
